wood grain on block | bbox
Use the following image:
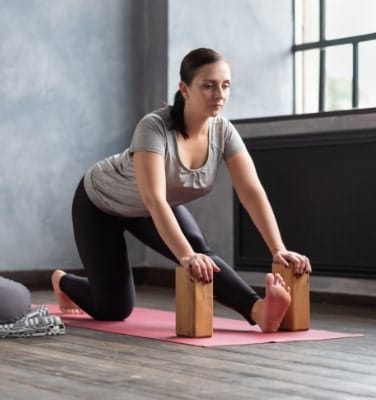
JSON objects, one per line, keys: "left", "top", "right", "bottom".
{"left": 272, "top": 263, "right": 310, "bottom": 331}
{"left": 175, "top": 266, "right": 213, "bottom": 337}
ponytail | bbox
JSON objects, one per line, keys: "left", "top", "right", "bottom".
{"left": 170, "top": 90, "right": 188, "bottom": 139}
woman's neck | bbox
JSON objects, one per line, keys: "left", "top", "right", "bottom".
{"left": 184, "top": 110, "right": 209, "bottom": 138}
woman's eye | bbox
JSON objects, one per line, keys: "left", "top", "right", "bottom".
{"left": 202, "top": 82, "right": 230, "bottom": 90}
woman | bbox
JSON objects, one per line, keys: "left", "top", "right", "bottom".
{"left": 52, "top": 48, "right": 311, "bottom": 332}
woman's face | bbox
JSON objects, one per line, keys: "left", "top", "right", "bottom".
{"left": 180, "top": 60, "right": 231, "bottom": 118}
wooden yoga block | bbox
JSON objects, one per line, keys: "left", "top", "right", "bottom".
{"left": 175, "top": 266, "right": 213, "bottom": 338}
{"left": 272, "top": 262, "right": 310, "bottom": 331}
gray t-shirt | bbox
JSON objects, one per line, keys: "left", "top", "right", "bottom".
{"left": 84, "top": 107, "right": 245, "bottom": 217}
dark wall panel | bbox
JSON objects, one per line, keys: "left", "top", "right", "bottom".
{"left": 234, "top": 129, "right": 376, "bottom": 279}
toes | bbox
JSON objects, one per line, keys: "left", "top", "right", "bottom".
{"left": 274, "top": 273, "right": 288, "bottom": 288}
{"left": 274, "top": 273, "right": 283, "bottom": 285}
{"left": 265, "top": 273, "right": 274, "bottom": 286}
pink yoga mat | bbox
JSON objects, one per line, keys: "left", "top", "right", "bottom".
{"left": 46, "top": 304, "right": 363, "bottom": 347}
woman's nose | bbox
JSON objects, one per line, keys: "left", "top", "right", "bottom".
{"left": 214, "top": 87, "right": 224, "bottom": 99}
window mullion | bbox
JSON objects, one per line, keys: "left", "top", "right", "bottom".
{"left": 319, "top": 49, "right": 326, "bottom": 111}
{"left": 352, "top": 42, "right": 359, "bottom": 108}
{"left": 319, "top": 0, "right": 326, "bottom": 111}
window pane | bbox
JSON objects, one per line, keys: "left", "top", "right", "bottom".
{"left": 359, "top": 41, "right": 376, "bottom": 108}
{"left": 294, "top": 0, "right": 319, "bottom": 44}
{"left": 295, "top": 49, "right": 319, "bottom": 113}
{"left": 326, "top": 0, "right": 376, "bottom": 39}
{"left": 325, "top": 45, "right": 352, "bottom": 111}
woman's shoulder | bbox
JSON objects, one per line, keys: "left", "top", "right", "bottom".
{"left": 210, "top": 114, "right": 235, "bottom": 135}
{"left": 130, "top": 106, "right": 173, "bottom": 153}
{"left": 139, "top": 106, "right": 172, "bottom": 127}
{"left": 210, "top": 114, "right": 244, "bottom": 155}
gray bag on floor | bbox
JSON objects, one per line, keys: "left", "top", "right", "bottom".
{"left": 0, "top": 276, "right": 31, "bottom": 324}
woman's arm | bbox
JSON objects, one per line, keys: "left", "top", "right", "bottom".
{"left": 226, "top": 149, "right": 311, "bottom": 274}
{"left": 133, "top": 151, "right": 220, "bottom": 282}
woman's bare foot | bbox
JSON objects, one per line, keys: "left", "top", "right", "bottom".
{"left": 51, "top": 269, "right": 83, "bottom": 314}
{"left": 251, "top": 273, "right": 291, "bottom": 332}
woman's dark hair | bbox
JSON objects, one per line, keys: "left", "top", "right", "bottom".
{"left": 170, "top": 48, "right": 224, "bottom": 139}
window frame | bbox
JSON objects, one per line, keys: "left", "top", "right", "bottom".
{"left": 292, "top": 0, "right": 376, "bottom": 113}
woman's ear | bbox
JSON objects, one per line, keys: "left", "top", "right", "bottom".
{"left": 179, "top": 81, "right": 189, "bottom": 99}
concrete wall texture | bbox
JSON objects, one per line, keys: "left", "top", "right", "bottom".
{"left": 0, "top": 0, "right": 292, "bottom": 272}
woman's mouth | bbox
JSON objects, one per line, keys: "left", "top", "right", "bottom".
{"left": 211, "top": 104, "right": 223, "bottom": 109}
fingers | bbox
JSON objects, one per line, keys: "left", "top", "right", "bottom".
{"left": 190, "top": 255, "right": 217, "bottom": 283}
{"left": 289, "top": 254, "right": 307, "bottom": 275}
{"left": 273, "top": 250, "right": 312, "bottom": 276}
{"left": 299, "top": 255, "right": 311, "bottom": 274}
{"left": 180, "top": 253, "right": 220, "bottom": 283}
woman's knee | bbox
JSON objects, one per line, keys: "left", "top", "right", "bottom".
{"left": 93, "top": 301, "right": 134, "bottom": 321}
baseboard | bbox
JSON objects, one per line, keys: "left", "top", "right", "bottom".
{"left": 0, "top": 266, "right": 174, "bottom": 290}
{"left": 0, "top": 269, "right": 85, "bottom": 290}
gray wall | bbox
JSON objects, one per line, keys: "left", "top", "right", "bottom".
{"left": 0, "top": 0, "right": 292, "bottom": 273}
{"left": 168, "top": 0, "right": 293, "bottom": 119}
{"left": 0, "top": 0, "right": 167, "bottom": 271}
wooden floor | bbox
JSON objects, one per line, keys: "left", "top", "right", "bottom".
{"left": 1, "top": 285, "right": 375, "bottom": 400}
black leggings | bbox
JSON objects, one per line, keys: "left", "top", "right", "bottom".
{"left": 61, "top": 179, "right": 260, "bottom": 323}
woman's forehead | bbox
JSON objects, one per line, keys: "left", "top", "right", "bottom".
{"left": 194, "top": 61, "right": 231, "bottom": 81}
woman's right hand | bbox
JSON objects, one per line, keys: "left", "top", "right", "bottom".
{"left": 179, "top": 253, "right": 221, "bottom": 283}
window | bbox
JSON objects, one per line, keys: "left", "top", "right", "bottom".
{"left": 293, "top": 0, "right": 376, "bottom": 114}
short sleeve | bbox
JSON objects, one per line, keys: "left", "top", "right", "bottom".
{"left": 129, "top": 113, "right": 167, "bottom": 155}
{"left": 223, "top": 120, "right": 246, "bottom": 160}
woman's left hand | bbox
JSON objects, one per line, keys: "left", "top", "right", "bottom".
{"left": 273, "top": 250, "right": 312, "bottom": 275}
